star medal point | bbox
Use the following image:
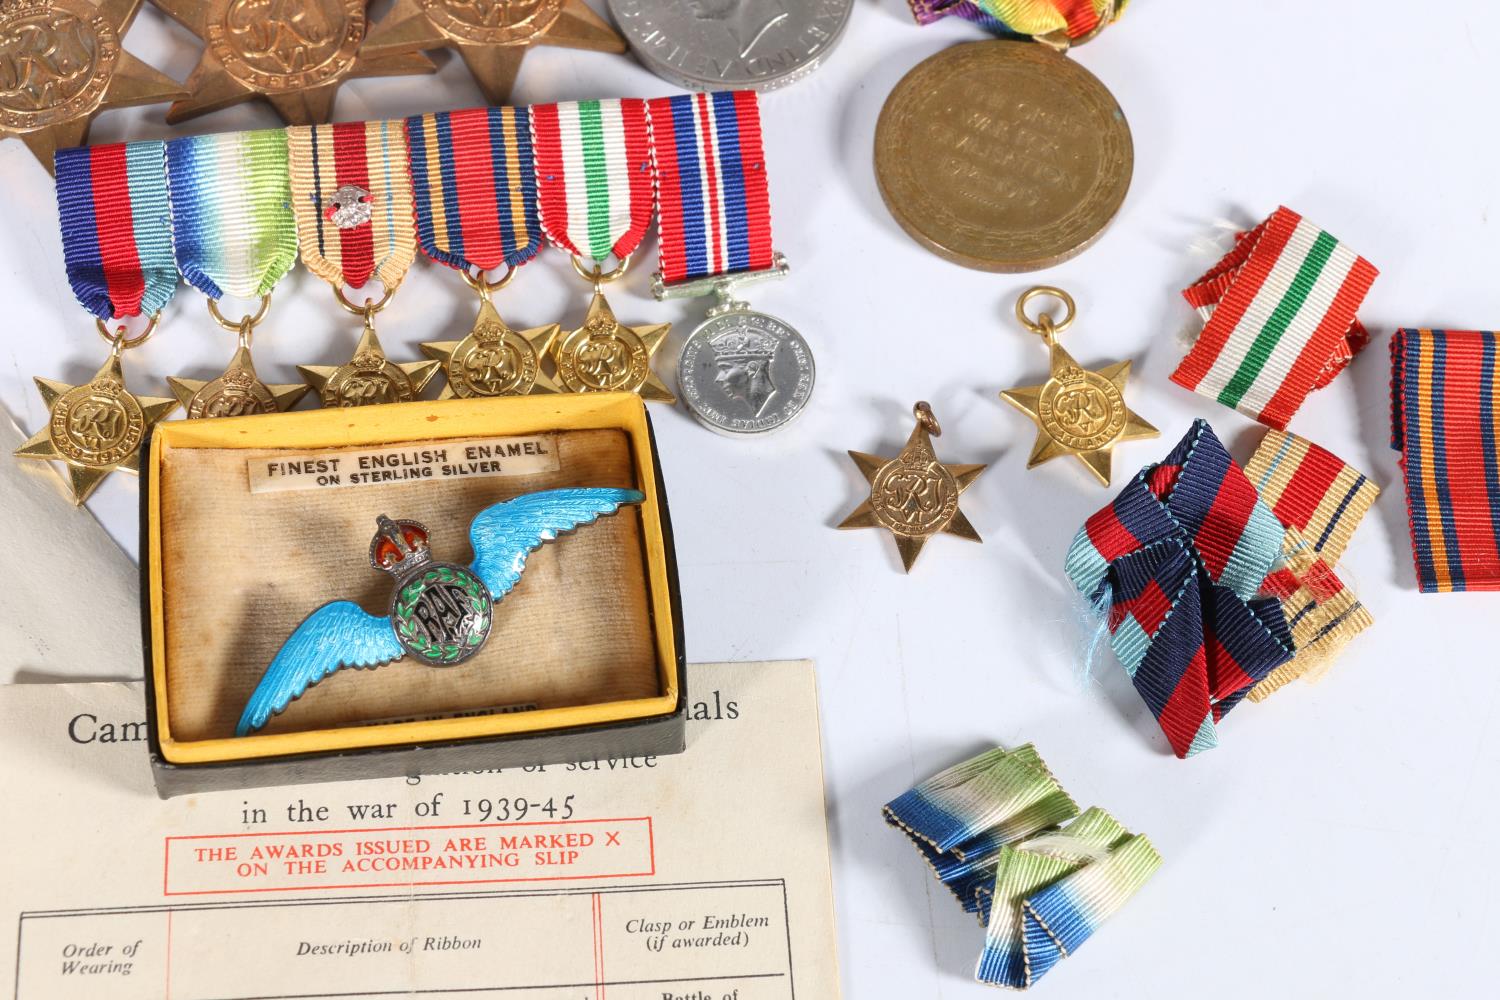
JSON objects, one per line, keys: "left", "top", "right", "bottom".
{"left": 151, "top": 0, "right": 433, "bottom": 124}
{"left": 17, "top": 339, "right": 177, "bottom": 504}
{"left": 362, "top": 0, "right": 626, "bottom": 106}
{"left": 1000, "top": 286, "right": 1157, "bottom": 487}
{"left": 0, "top": 0, "right": 186, "bottom": 172}
{"left": 405, "top": 106, "right": 560, "bottom": 399}
{"left": 300, "top": 314, "right": 440, "bottom": 407}
{"left": 553, "top": 282, "right": 674, "bottom": 402}
{"left": 839, "top": 402, "right": 986, "bottom": 573}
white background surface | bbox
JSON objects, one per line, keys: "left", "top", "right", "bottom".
{"left": 3, "top": 1, "right": 1498, "bottom": 997}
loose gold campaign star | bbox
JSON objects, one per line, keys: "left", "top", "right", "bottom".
{"left": 361, "top": 0, "right": 625, "bottom": 105}
{"left": 15, "top": 351, "right": 178, "bottom": 504}
{"left": 169, "top": 343, "right": 310, "bottom": 418}
{"left": 299, "top": 320, "right": 441, "bottom": 407}
{"left": 421, "top": 297, "right": 561, "bottom": 399}
{"left": 0, "top": 0, "right": 186, "bottom": 173}
{"left": 551, "top": 290, "right": 674, "bottom": 403}
{"left": 1000, "top": 286, "right": 1158, "bottom": 487}
{"left": 838, "top": 402, "right": 986, "bottom": 573}
{"left": 151, "top": 0, "right": 434, "bottom": 124}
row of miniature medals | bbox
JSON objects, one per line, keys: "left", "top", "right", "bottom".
{"left": 18, "top": 253, "right": 718, "bottom": 507}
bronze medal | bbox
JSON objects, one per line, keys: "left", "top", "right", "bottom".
{"left": 0, "top": 0, "right": 185, "bottom": 172}
{"left": 299, "top": 315, "right": 439, "bottom": 408}
{"left": 553, "top": 289, "right": 674, "bottom": 403}
{"left": 874, "top": 41, "right": 1133, "bottom": 272}
{"left": 152, "top": 0, "right": 433, "bottom": 124}
{"left": 421, "top": 295, "right": 561, "bottom": 400}
{"left": 838, "top": 402, "right": 987, "bottom": 573}
{"left": 1000, "top": 287, "right": 1157, "bottom": 486}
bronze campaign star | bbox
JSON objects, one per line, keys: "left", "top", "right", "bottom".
{"left": 168, "top": 343, "right": 311, "bottom": 418}
{"left": 551, "top": 290, "right": 673, "bottom": 403}
{"left": 151, "top": 0, "right": 434, "bottom": 125}
{"left": 361, "top": 0, "right": 625, "bottom": 106}
{"left": 15, "top": 351, "right": 178, "bottom": 504}
{"left": 838, "top": 402, "right": 986, "bottom": 573}
{"left": 1000, "top": 341, "right": 1158, "bottom": 487}
{"left": 0, "top": 0, "right": 186, "bottom": 173}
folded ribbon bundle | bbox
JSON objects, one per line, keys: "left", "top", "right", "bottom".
{"left": 1244, "top": 429, "right": 1379, "bottom": 698}
{"left": 907, "top": 0, "right": 1125, "bottom": 43}
{"left": 1391, "top": 329, "right": 1500, "bottom": 592}
{"left": 885, "top": 746, "right": 1160, "bottom": 989}
{"left": 1068, "top": 421, "right": 1379, "bottom": 755}
{"left": 1173, "top": 207, "right": 1378, "bottom": 430}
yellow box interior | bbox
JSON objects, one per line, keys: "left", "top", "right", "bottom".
{"left": 146, "top": 392, "right": 679, "bottom": 765}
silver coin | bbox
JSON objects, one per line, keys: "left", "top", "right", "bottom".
{"left": 607, "top": 0, "right": 853, "bottom": 92}
{"left": 677, "top": 309, "right": 815, "bottom": 435}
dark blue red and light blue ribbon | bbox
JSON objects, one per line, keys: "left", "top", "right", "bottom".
{"left": 647, "top": 91, "right": 775, "bottom": 285}
{"left": 55, "top": 141, "right": 177, "bottom": 321}
{"left": 406, "top": 106, "right": 542, "bottom": 273}
{"left": 1066, "top": 419, "right": 1294, "bottom": 758}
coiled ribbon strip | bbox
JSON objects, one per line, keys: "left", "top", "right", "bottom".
{"left": 1066, "top": 419, "right": 1294, "bottom": 758}
{"left": 55, "top": 141, "right": 178, "bottom": 320}
{"left": 883, "top": 745, "right": 1079, "bottom": 913}
{"left": 405, "top": 106, "right": 542, "bottom": 273}
{"left": 885, "top": 746, "right": 1159, "bottom": 990}
{"left": 1245, "top": 429, "right": 1379, "bottom": 699}
{"left": 1391, "top": 329, "right": 1500, "bottom": 593}
{"left": 1173, "top": 206, "right": 1379, "bottom": 430}
{"left": 165, "top": 129, "right": 297, "bottom": 299}
{"left": 531, "top": 99, "right": 653, "bottom": 266}
{"left": 286, "top": 120, "right": 415, "bottom": 291}
{"left": 647, "top": 91, "right": 774, "bottom": 285}
{"left": 908, "top": 0, "right": 1126, "bottom": 43}
{"left": 977, "top": 808, "right": 1160, "bottom": 988}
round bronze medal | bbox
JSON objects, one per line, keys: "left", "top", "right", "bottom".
{"left": 874, "top": 41, "right": 1133, "bottom": 273}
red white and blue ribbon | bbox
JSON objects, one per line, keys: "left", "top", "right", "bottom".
{"left": 1066, "top": 419, "right": 1294, "bottom": 758}
{"left": 55, "top": 141, "right": 178, "bottom": 321}
{"left": 647, "top": 91, "right": 775, "bottom": 286}
{"left": 531, "top": 98, "right": 653, "bottom": 265}
{"left": 406, "top": 106, "right": 542, "bottom": 273}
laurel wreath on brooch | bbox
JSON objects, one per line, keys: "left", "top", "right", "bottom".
{"left": 393, "top": 568, "right": 491, "bottom": 663}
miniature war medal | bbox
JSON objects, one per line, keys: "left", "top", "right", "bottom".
{"left": 287, "top": 119, "right": 439, "bottom": 407}
{"left": 875, "top": 3, "right": 1132, "bottom": 272}
{"left": 237, "top": 487, "right": 645, "bottom": 735}
{"left": 150, "top": 0, "right": 433, "bottom": 124}
{"left": 648, "top": 90, "right": 814, "bottom": 436}
{"left": 839, "top": 402, "right": 987, "bottom": 572}
{"left": 407, "top": 106, "right": 560, "bottom": 399}
{"left": 533, "top": 98, "right": 674, "bottom": 403}
{"left": 361, "top": 0, "right": 625, "bottom": 106}
{"left": 0, "top": 0, "right": 185, "bottom": 172}
{"left": 1000, "top": 287, "right": 1156, "bottom": 486}
{"left": 164, "top": 128, "right": 308, "bottom": 417}
{"left": 16, "top": 140, "right": 179, "bottom": 503}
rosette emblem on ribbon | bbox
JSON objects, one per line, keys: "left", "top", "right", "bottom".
{"left": 286, "top": 119, "right": 438, "bottom": 408}
{"left": 163, "top": 128, "right": 309, "bottom": 418}
{"left": 16, "top": 140, "right": 179, "bottom": 504}
{"left": 406, "top": 105, "right": 560, "bottom": 399}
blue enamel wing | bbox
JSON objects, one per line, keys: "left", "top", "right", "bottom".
{"left": 236, "top": 487, "right": 646, "bottom": 737}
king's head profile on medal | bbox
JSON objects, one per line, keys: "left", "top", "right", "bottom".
{"left": 709, "top": 326, "right": 780, "bottom": 418}
{"left": 236, "top": 487, "right": 645, "bottom": 736}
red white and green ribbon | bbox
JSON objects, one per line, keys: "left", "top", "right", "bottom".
{"left": 286, "top": 120, "right": 415, "bottom": 291}
{"left": 1172, "top": 207, "right": 1379, "bottom": 430}
{"left": 165, "top": 129, "right": 297, "bottom": 300}
{"left": 531, "top": 99, "right": 653, "bottom": 265}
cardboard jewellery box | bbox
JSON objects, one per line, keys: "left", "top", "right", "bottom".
{"left": 140, "top": 392, "right": 685, "bottom": 798}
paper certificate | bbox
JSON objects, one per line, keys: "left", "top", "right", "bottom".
{"left": 0, "top": 661, "right": 840, "bottom": 999}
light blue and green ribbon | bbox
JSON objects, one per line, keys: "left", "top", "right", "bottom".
{"left": 165, "top": 129, "right": 297, "bottom": 300}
